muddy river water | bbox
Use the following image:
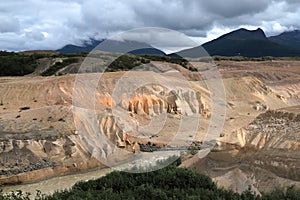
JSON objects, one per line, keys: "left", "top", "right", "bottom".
{"left": 3, "top": 151, "right": 182, "bottom": 198}
{"left": 3, "top": 168, "right": 112, "bottom": 197}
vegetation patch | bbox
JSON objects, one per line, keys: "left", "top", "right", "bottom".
{"left": 1, "top": 162, "right": 299, "bottom": 199}
{"left": 0, "top": 51, "right": 38, "bottom": 76}
{"left": 140, "top": 54, "right": 198, "bottom": 71}
{"left": 41, "top": 58, "right": 78, "bottom": 76}
{"left": 105, "top": 54, "right": 150, "bottom": 72}
{"left": 106, "top": 54, "right": 198, "bottom": 72}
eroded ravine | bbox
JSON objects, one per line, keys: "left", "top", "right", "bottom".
{"left": 0, "top": 62, "right": 299, "bottom": 195}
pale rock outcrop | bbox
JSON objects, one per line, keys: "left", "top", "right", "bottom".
{"left": 213, "top": 168, "right": 260, "bottom": 195}
{"left": 96, "top": 85, "right": 209, "bottom": 118}
{"left": 99, "top": 115, "right": 124, "bottom": 145}
{"left": 0, "top": 140, "right": 14, "bottom": 153}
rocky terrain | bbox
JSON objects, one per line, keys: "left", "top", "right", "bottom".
{"left": 181, "top": 60, "right": 300, "bottom": 194}
{"left": 0, "top": 67, "right": 211, "bottom": 184}
{"left": 0, "top": 54, "right": 299, "bottom": 195}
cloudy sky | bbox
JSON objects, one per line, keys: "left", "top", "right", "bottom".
{"left": 1, "top": 0, "right": 300, "bottom": 51}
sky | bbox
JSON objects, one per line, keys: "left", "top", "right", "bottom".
{"left": 1, "top": 0, "right": 300, "bottom": 52}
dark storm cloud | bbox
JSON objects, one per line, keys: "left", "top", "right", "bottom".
{"left": 199, "top": 0, "right": 271, "bottom": 18}
{"left": 0, "top": 0, "right": 300, "bottom": 51}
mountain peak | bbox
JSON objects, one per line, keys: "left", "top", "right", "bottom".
{"left": 225, "top": 28, "right": 267, "bottom": 40}
{"left": 255, "top": 28, "right": 265, "bottom": 34}
{"left": 237, "top": 27, "right": 263, "bottom": 32}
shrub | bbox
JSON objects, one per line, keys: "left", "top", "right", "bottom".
{"left": 20, "top": 107, "right": 30, "bottom": 111}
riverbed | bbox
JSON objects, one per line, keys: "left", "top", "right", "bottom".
{"left": 3, "top": 150, "right": 181, "bottom": 198}
{"left": 3, "top": 167, "right": 112, "bottom": 197}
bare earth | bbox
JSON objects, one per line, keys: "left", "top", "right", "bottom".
{"left": 0, "top": 59, "right": 299, "bottom": 195}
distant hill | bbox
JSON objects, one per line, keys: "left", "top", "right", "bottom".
{"left": 58, "top": 29, "right": 300, "bottom": 58}
{"left": 174, "top": 28, "right": 300, "bottom": 58}
{"left": 269, "top": 30, "right": 300, "bottom": 51}
{"left": 129, "top": 48, "right": 166, "bottom": 56}
{"left": 57, "top": 44, "right": 94, "bottom": 54}
{"left": 57, "top": 39, "right": 103, "bottom": 54}
{"left": 57, "top": 39, "right": 166, "bottom": 55}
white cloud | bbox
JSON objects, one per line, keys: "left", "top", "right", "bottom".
{"left": 1, "top": 0, "right": 300, "bottom": 51}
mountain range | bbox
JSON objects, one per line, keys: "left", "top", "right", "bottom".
{"left": 57, "top": 39, "right": 166, "bottom": 56}
{"left": 175, "top": 28, "right": 300, "bottom": 58}
{"left": 57, "top": 28, "right": 300, "bottom": 58}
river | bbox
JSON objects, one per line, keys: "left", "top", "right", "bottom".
{"left": 2, "top": 150, "right": 181, "bottom": 198}
{"left": 2, "top": 168, "right": 112, "bottom": 197}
